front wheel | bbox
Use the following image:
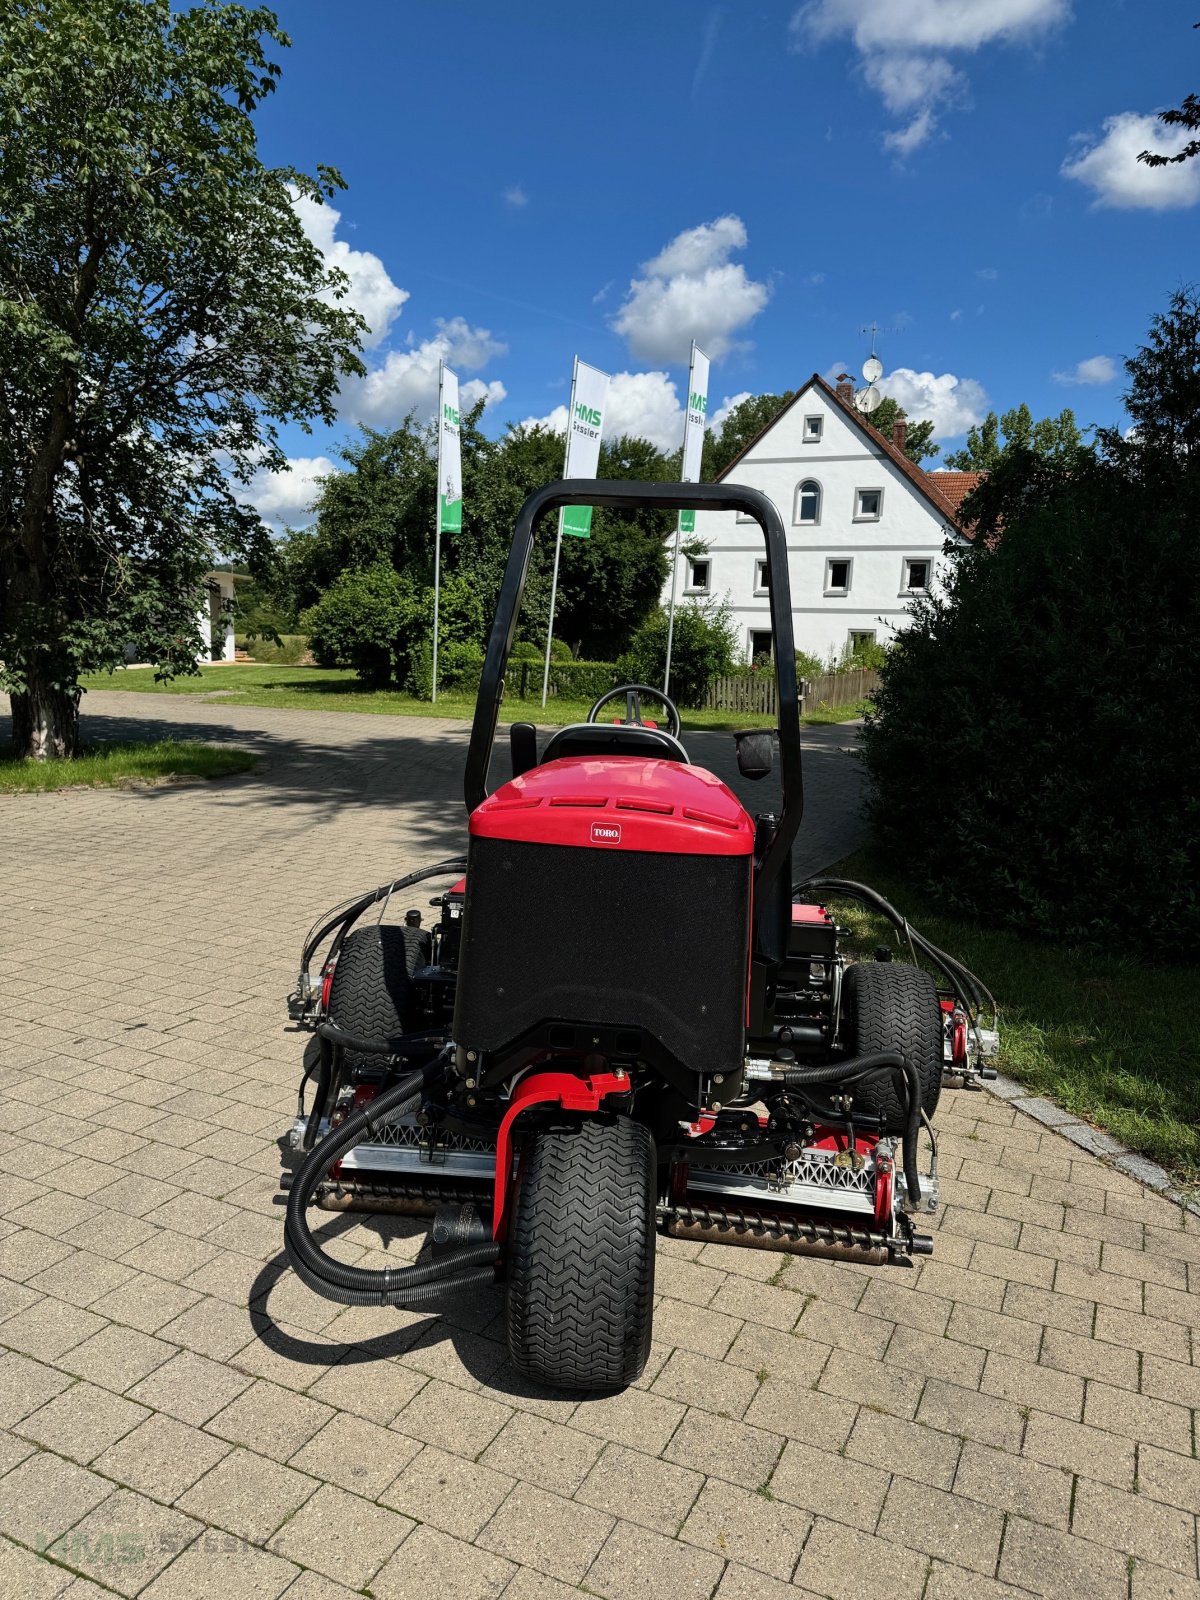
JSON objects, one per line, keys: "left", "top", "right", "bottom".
{"left": 506, "top": 1117, "right": 656, "bottom": 1391}
{"left": 842, "top": 960, "right": 943, "bottom": 1132}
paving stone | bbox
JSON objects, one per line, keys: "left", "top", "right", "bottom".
{"left": 1084, "top": 1380, "right": 1195, "bottom": 1455}
{"left": 818, "top": 1348, "right": 926, "bottom": 1419}
{"left": 0, "top": 1349, "right": 73, "bottom": 1426}
{"left": 0, "top": 1449, "right": 112, "bottom": 1545}
{"left": 877, "top": 1475, "right": 1004, "bottom": 1574}
{"left": 953, "top": 1439, "right": 1073, "bottom": 1528}
{"left": 1130, "top": 1560, "right": 1200, "bottom": 1600}
{"left": 372, "top": 1524, "right": 513, "bottom": 1600}
{"left": 128, "top": 1349, "right": 254, "bottom": 1425}
{"left": 917, "top": 1376, "right": 1026, "bottom": 1451}
{"left": 768, "top": 1436, "right": 891, "bottom": 1530}
{"left": 0, "top": 1294, "right": 107, "bottom": 1358}
{"left": 46, "top": 1486, "right": 203, "bottom": 1598}
{"left": 742, "top": 1369, "right": 857, "bottom": 1445}
{"left": 1072, "top": 1476, "right": 1199, "bottom": 1574}
{"left": 139, "top": 1538, "right": 299, "bottom": 1600}
{"left": 980, "top": 1350, "right": 1085, "bottom": 1421}
{"left": 479, "top": 1410, "right": 602, "bottom": 1495}
{"left": 713, "top": 1562, "right": 811, "bottom": 1600}
{"left": 289, "top": 1411, "right": 421, "bottom": 1499}
{"left": 392, "top": 1376, "right": 511, "bottom": 1457}
{"left": 885, "top": 1323, "right": 987, "bottom": 1388}
{"left": 845, "top": 1404, "right": 962, "bottom": 1490}
{"left": 207, "top": 1378, "right": 334, "bottom": 1462}
{"left": 59, "top": 1324, "right": 178, "bottom": 1392}
{"left": 94, "top": 1411, "right": 233, "bottom": 1501}
{"left": 1038, "top": 1325, "right": 1140, "bottom": 1390}
{"left": 1137, "top": 1443, "right": 1200, "bottom": 1515}
{"left": 0, "top": 1533, "right": 77, "bottom": 1599}
{"left": 307, "top": 1353, "right": 428, "bottom": 1425}
{"left": 477, "top": 1482, "right": 613, "bottom": 1584}
{"left": 568, "top": 1385, "right": 687, "bottom": 1454}
{"left": 269, "top": 1483, "right": 414, "bottom": 1589}
{"left": 1021, "top": 1408, "right": 1137, "bottom": 1491}
{"left": 89, "top": 1272, "right": 202, "bottom": 1334}
{"left": 574, "top": 1442, "right": 703, "bottom": 1536}
{"left": 585, "top": 1516, "right": 726, "bottom": 1600}
{"left": 649, "top": 1295, "right": 742, "bottom": 1358}
{"left": 379, "top": 1442, "right": 513, "bottom": 1539}
{"left": 174, "top": 1446, "right": 317, "bottom": 1543}
{"left": 17, "top": 1380, "right": 150, "bottom": 1462}
{"left": 998, "top": 1514, "right": 1134, "bottom": 1600}
{"left": 650, "top": 1347, "right": 762, "bottom": 1418}
{"left": 662, "top": 1405, "right": 783, "bottom": 1490}
{"left": 794, "top": 1517, "right": 930, "bottom": 1600}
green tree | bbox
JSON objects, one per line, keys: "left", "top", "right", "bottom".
{"left": 860, "top": 291, "right": 1200, "bottom": 955}
{"left": 869, "top": 397, "right": 939, "bottom": 465}
{"left": 0, "top": 0, "right": 364, "bottom": 758}
{"left": 943, "top": 405, "right": 1083, "bottom": 471}
{"left": 619, "top": 598, "right": 738, "bottom": 708}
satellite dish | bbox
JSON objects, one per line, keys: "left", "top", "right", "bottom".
{"left": 862, "top": 355, "right": 883, "bottom": 384}
{"left": 854, "top": 385, "right": 882, "bottom": 414}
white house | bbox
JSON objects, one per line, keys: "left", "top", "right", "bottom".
{"left": 666, "top": 373, "right": 983, "bottom": 665}
{"left": 197, "top": 570, "right": 242, "bottom": 664}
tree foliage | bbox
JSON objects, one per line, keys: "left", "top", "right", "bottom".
{"left": 0, "top": 0, "right": 365, "bottom": 757}
{"left": 860, "top": 290, "right": 1200, "bottom": 957}
{"left": 1139, "top": 23, "right": 1199, "bottom": 167}
{"left": 618, "top": 598, "right": 738, "bottom": 709}
{"left": 270, "top": 413, "right": 674, "bottom": 666}
{"left": 869, "top": 397, "right": 939, "bottom": 466}
{"left": 942, "top": 405, "right": 1084, "bottom": 472}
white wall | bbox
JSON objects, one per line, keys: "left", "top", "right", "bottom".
{"left": 197, "top": 574, "right": 237, "bottom": 665}
{"left": 665, "top": 390, "right": 956, "bottom": 665}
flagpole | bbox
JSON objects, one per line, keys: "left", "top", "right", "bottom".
{"left": 541, "top": 356, "right": 578, "bottom": 709}
{"left": 432, "top": 361, "right": 444, "bottom": 704}
{"left": 664, "top": 340, "right": 699, "bottom": 697}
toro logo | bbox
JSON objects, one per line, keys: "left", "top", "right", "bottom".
{"left": 590, "top": 821, "right": 622, "bottom": 845}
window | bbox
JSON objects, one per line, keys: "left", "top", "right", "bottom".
{"left": 902, "top": 558, "right": 931, "bottom": 594}
{"left": 794, "top": 479, "right": 822, "bottom": 525}
{"left": 803, "top": 414, "right": 823, "bottom": 443}
{"left": 848, "top": 629, "right": 876, "bottom": 649}
{"left": 825, "top": 558, "right": 852, "bottom": 596}
{"left": 687, "top": 558, "right": 710, "bottom": 592}
{"left": 749, "top": 630, "right": 773, "bottom": 663}
{"left": 855, "top": 487, "right": 883, "bottom": 521}
{"left": 754, "top": 559, "right": 770, "bottom": 593}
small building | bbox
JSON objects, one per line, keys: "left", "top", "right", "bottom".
{"left": 197, "top": 571, "right": 245, "bottom": 664}
{"left": 666, "top": 373, "right": 983, "bottom": 664}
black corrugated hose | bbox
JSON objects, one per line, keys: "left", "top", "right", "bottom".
{"left": 767, "top": 1050, "right": 923, "bottom": 1205}
{"left": 284, "top": 1051, "right": 500, "bottom": 1307}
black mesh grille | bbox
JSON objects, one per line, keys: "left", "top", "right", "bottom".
{"left": 454, "top": 837, "right": 751, "bottom": 1080}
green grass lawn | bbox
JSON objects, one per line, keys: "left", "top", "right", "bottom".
{"left": 79, "top": 664, "right": 865, "bottom": 731}
{"left": 1, "top": 739, "right": 255, "bottom": 793}
{"left": 823, "top": 848, "right": 1200, "bottom": 1190}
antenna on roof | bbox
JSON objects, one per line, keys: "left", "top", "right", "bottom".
{"left": 854, "top": 320, "right": 897, "bottom": 414}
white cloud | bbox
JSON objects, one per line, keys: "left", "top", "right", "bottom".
{"left": 1053, "top": 354, "right": 1116, "bottom": 386}
{"left": 239, "top": 455, "right": 336, "bottom": 530}
{"left": 519, "top": 371, "right": 687, "bottom": 453}
{"left": 877, "top": 366, "right": 988, "bottom": 438}
{"left": 949, "top": 308, "right": 963, "bottom": 321}
{"left": 502, "top": 184, "right": 528, "bottom": 208}
{"left": 708, "top": 392, "right": 754, "bottom": 432}
{"left": 976, "top": 266, "right": 999, "bottom": 280}
{"left": 291, "top": 191, "right": 408, "bottom": 349}
{"left": 345, "top": 317, "right": 508, "bottom": 429}
{"left": 612, "top": 215, "right": 770, "bottom": 363}
{"left": 1061, "top": 112, "right": 1200, "bottom": 210}
{"left": 791, "top": 0, "right": 1071, "bottom": 153}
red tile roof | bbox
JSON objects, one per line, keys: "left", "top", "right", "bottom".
{"left": 924, "top": 471, "right": 987, "bottom": 513}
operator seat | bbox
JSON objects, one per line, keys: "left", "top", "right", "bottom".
{"left": 532, "top": 722, "right": 688, "bottom": 765}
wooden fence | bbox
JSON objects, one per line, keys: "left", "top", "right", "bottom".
{"left": 703, "top": 666, "right": 880, "bottom": 714}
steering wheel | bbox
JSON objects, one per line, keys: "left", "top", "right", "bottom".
{"left": 586, "top": 684, "right": 682, "bottom": 739}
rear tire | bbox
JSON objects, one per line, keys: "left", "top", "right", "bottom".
{"left": 328, "top": 925, "right": 426, "bottom": 1045}
{"left": 842, "top": 961, "right": 943, "bottom": 1132}
{"left": 506, "top": 1118, "right": 656, "bottom": 1392}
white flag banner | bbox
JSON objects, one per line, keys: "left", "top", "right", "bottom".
{"left": 664, "top": 342, "right": 710, "bottom": 696}
{"left": 561, "top": 359, "right": 609, "bottom": 537}
{"left": 437, "top": 364, "right": 462, "bottom": 534}
{"left": 678, "top": 345, "right": 709, "bottom": 532}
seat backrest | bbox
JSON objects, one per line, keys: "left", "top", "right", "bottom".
{"left": 539, "top": 723, "right": 689, "bottom": 764}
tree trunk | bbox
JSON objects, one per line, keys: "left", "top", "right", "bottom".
{"left": 9, "top": 681, "right": 81, "bottom": 760}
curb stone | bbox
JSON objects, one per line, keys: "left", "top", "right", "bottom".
{"left": 983, "top": 1071, "right": 1200, "bottom": 1220}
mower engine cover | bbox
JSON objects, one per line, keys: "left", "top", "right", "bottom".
{"left": 454, "top": 756, "right": 755, "bottom": 1083}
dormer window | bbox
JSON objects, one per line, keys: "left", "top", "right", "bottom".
{"left": 803, "top": 415, "right": 823, "bottom": 443}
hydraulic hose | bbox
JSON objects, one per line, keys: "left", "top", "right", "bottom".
{"left": 766, "top": 1050, "right": 923, "bottom": 1206}
{"left": 302, "top": 857, "right": 468, "bottom": 974}
{"left": 285, "top": 1053, "right": 501, "bottom": 1307}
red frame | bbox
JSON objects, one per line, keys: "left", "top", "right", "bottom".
{"left": 491, "top": 1070, "right": 632, "bottom": 1240}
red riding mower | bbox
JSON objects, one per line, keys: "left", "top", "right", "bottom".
{"left": 282, "top": 480, "right": 998, "bottom": 1390}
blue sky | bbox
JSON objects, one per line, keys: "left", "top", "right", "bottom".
{"left": 244, "top": 0, "right": 1200, "bottom": 523}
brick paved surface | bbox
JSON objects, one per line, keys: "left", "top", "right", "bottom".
{"left": 1, "top": 691, "right": 1197, "bottom": 1600}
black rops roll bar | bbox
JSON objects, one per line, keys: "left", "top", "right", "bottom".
{"left": 463, "top": 479, "right": 804, "bottom": 902}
